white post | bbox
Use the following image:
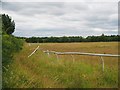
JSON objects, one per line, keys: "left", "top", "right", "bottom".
{"left": 47, "top": 50, "right": 50, "bottom": 57}
{"left": 71, "top": 55, "right": 75, "bottom": 63}
{"left": 28, "top": 46, "right": 39, "bottom": 58}
{"left": 100, "top": 56, "right": 104, "bottom": 72}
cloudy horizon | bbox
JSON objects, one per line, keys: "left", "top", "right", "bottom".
{"left": 1, "top": 1, "right": 118, "bottom": 37}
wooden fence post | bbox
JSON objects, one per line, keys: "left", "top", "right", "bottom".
{"left": 43, "top": 50, "right": 120, "bottom": 72}
{"left": 47, "top": 50, "right": 50, "bottom": 57}
{"left": 100, "top": 56, "right": 104, "bottom": 72}
{"left": 71, "top": 55, "right": 75, "bottom": 63}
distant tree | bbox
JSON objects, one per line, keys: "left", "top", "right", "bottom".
{"left": 25, "top": 35, "right": 120, "bottom": 43}
{"left": 100, "top": 34, "right": 106, "bottom": 41}
{"left": 2, "top": 14, "right": 15, "bottom": 35}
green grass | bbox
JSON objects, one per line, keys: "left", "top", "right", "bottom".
{"left": 3, "top": 42, "right": 118, "bottom": 88}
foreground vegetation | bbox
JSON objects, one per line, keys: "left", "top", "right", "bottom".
{"left": 2, "top": 34, "right": 23, "bottom": 66}
{"left": 3, "top": 42, "right": 118, "bottom": 88}
{"left": 1, "top": 14, "right": 23, "bottom": 89}
{"left": 1, "top": 14, "right": 23, "bottom": 67}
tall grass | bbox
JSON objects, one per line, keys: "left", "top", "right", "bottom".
{"left": 3, "top": 42, "right": 118, "bottom": 88}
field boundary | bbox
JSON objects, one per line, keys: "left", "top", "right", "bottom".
{"left": 44, "top": 50, "right": 120, "bottom": 72}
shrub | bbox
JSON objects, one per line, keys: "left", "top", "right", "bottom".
{"left": 2, "top": 34, "right": 23, "bottom": 68}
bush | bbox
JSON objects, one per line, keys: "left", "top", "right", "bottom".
{"left": 2, "top": 34, "right": 23, "bottom": 68}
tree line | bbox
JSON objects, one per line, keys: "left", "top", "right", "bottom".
{"left": 24, "top": 34, "right": 120, "bottom": 43}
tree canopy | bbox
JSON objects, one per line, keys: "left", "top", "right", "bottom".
{"left": 25, "top": 34, "right": 120, "bottom": 43}
{"left": 2, "top": 14, "right": 15, "bottom": 35}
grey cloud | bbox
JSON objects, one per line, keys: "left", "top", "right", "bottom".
{"left": 2, "top": 2, "right": 66, "bottom": 16}
{"left": 2, "top": 2, "right": 118, "bottom": 37}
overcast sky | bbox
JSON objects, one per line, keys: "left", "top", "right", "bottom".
{"left": 1, "top": 0, "right": 118, "bottom": 37}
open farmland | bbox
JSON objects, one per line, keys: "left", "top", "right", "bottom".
{"left": 3, "top": 42, "right": 119, "bottom": 88}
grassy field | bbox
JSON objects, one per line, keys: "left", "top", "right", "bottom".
{"left": 3, "top": 42, "right": 119, "bottom": 88}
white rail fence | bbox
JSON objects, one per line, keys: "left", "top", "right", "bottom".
{"left": 44, "top": 50, "right": 120, "bottom": 72}
{"left": 28, "top": 46, "right": 39, "bottom": 58}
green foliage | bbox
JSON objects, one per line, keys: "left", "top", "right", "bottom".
{"left": 1, "top": 14, "right": 23, "bottom": 88}
{"left": 1, "top": 14, "right": 23, "bottom": 68}
{"left": 25, "top": 35, "right": 120, "bottom": 43}
{"left": 0, "top": 14, "right": 2, "bottom": 35}
{"left": 2, "top": 14, "right": 15, "bottom": 35}
{"left": 2, "top": 34, "right": 23, "bottom": 66}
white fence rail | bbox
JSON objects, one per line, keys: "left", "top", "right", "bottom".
{"left": 28, "top": 46, "right": 39, "bottom": 58}
{"left": 44, "top": 50, "right": 120, "bottom": 72}
{"left": 44, "top": 51, "right": 120, "bottom": 57}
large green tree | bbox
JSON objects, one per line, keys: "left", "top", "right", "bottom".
{"left": 2, "top": 14, "right": 15, "bottom": 35}
{"left": 2, "top": 14, "right": 23, "bottom": 67}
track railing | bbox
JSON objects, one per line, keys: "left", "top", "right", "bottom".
{"left": 28, "top": 46, "right": 39, "bottom": 58}
{"left": 44, "top": 50, "right": 120, "bottom": 72}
